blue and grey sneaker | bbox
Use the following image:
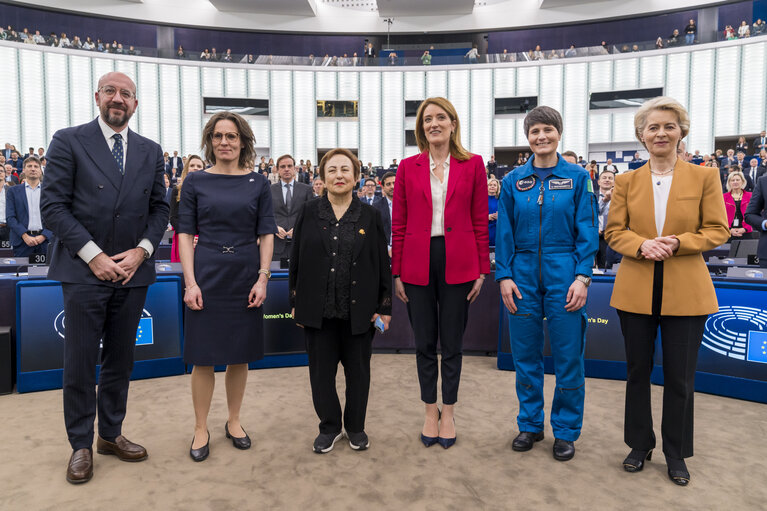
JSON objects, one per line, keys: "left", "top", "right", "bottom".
{"left": 346, "top": 430, "right": 369, "bottom": 451}
{"left": 313, "top": 432, "right": 344, "bottom": 453}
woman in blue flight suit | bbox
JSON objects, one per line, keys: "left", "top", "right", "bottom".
{"left": 495, "top": 106, "right": 598, "bottom": 462}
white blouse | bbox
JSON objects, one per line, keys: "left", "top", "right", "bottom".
{"left": 429, "top": 153, "right": 450, "bottom": 237}
{"left": 652, "top": 173, "right": 673, "bottom": 236}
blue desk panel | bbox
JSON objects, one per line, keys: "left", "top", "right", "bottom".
{"left": 497, "top": 276, "right": 767, "bottom": 403}
{"left": 16, "top": 276, "right": 185, "bottom": 393}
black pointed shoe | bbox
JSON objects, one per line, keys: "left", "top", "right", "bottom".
{"left": 511, "top": 431, "right": 544, "bottom": 452}
{"left": 553, "top": 438, "right": 575, "bottom": 461}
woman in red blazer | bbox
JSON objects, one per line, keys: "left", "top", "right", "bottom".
{"left": 391, "top": 97, "right": 490, "bottom": 449}
{"left": 723, "top": 170, "right": 753, "bottom": 239}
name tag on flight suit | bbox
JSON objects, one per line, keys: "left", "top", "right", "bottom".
{"left": 549, "top": 178, "right": 573, "bottom": 190}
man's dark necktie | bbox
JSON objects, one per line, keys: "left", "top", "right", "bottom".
{"left": 112, "top": 133, "right": 124, "bottom": 175}
{"left": 285, "top": 182, "right": 292, "bottom": 212}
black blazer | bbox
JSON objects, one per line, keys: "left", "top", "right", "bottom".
{"left": 746, "top": 175, "right": 767, "bottom": 261}
{"left": 289, "top": 197, "right": 391, "bottom": 335}
{"left": 41, "top": 118, "right": 169, "bottom": 287}
{"left": 372, "top": 196, "right": 391, "bottom": 245}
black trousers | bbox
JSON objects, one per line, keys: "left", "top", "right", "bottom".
{"left": 617, "top": 261, "right": 707, "bottom": 459}
{"left": 305, "top": 318, "right": 374, "bottom": 435}
{"left": 62, "top": 283, "right": 148, "bottom": 450}
{"left": 404, "top": 237, "right": 473, "bottom": 405}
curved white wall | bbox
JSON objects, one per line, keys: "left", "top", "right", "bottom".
{"left": 0, "top": 37, "right": 765, "bottom": 165}
{"left": 10, "top": 0, "right": 726, "bottom": 34}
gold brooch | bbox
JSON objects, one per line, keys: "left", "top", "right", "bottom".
{"left": 359, "top": 229, "right": 365, "bottom": 235}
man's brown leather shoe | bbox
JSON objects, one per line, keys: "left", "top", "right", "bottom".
{"left": 66, "top": 448, "right": 93, "bottom": 484}
{"left": 96, "top": 435, "right": 148, "bottom": 462}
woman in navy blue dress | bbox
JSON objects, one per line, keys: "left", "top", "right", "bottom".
{"left": 177, "top": 111, "right": 276, "bottom": 462}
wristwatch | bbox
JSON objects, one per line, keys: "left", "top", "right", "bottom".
{"left": 139, "top": 247, "right": 150, "bottom": 260}
{"left": 258, "top": 268, "right": 272, "bottom": 279}
{"left": 575, "top": 274, "right": 592, "bottom": 287}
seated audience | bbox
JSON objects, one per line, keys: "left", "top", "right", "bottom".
{"left": 723, "top": 170, "right": 753, "bottom": 240}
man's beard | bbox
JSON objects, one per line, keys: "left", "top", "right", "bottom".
{"left": 102, "top": 104, "right": 129, "bottom": 127}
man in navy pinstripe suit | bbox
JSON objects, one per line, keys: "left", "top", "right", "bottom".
{"left": 41, "top": 71, "right": 169, "bottom": 484}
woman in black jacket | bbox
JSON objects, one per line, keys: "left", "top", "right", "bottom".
{"left": 289, "top": 148, "right": 391, "bottom": 454}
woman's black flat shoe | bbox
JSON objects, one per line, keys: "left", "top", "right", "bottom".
{"left": 190, "top": 431, "right": 210, "bottom": 462}
{"left": 623, "top": 449, "right": 652, "bottom": 472}
{"left": 225, "top": 422, "right": 251, "bottom": 450}
{"left": 666, "top": 457, "right": 690, "bottom": 486}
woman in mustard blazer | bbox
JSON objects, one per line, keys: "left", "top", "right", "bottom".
{"left": 605, "top": 97, "right": 729, "bottom": 486}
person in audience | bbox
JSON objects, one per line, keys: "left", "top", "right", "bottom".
{"left": 722, "top": 148, "right": 737, "bottom": 168}
{"left": 169, "top": 155, "right": 205, "bottom": 263}
{"left": 603, "top": 158, "right": 618, "bottom": 172}
{"left": 4, "top": 163, "right": 19, "bottom": 185}
{"left": 655, "top": 36, "right": 664, "bottom": 49}
{"left": 364, "top": 42, "right": 376, "bottom": 65}
{"left": 605, "top": 96, "right": 729, "bottom": 486}
{"left": 724, "top": 25, "right": 736, "bottom": 39}
{"left": 360, "top": 177, "right": 377, "bottom": 205}
{"left": 496, "top": 106, "right": 598, "bottom": 463}
{"left": 736, "top": 136, "right": 748, "bottom": 155}
{"left": 271, "top": 154, "right": 313, "bottom": 261}
{"left": 465, "top": 45, "right": 479, "bottom": 64}
{"left": 72, "top": 36, "right": 83, "bottom": 49}
{"left": 486, "top": 154, "right": 498, "bottom": 177}
{"left": 177, "top": 112, "right": 275, "bottom": 462}
{"left": 735, "top": 151, "right": 747, "bottom": 169}
{"left": 82, "top": 36, "right": 94, "bottom": 50}
{"left": 223, "top": 49, "right": 233, "bottom": 62}
{"left": 210, "top": 48, "right": 219, "bottom": 61}
{"left": 487, "top": 177, "right": 500, "bottom": 247}
{"left": 745, "top": 158, "right": 765, "bottom": 191}
{"left": 392, "top": 97, "right": 489, "bottom": 450}
{"left": 0, "top": 167, "right": 7, "bottom": 242}
{"left": 595, "top": 170, "right": 615, "bottom": 268}
{"left": 200, "top": 49, "right": 211, "bottom": 61}
{"left": 421, "top": 50, "right": 432, "bottom": 65}
{"left": 565, "top": 45, "right": 577, "bottom": 58}
{"left": 7, "top": 156, "right": 52, "bottom": 257}
{"left": 531, "top": 45, "right": 544, "bottom": 60}
{"left": 753, "top": 131, "right": 767, "bottom": 154}
{"left": 561, "top": 150, "right": 577, "bottom": 164}
{"left": 32, "top": 30, "right": 45, "bottom": 45}
{"left": 96, "top": 38, "right": 104, "bottom": 51}
{"left": 312, "top": 175, "right": 325, "bottom": 197}
{"left": 58, "top": 32, "right": 71, "bottom": 47}
{"left": 374, "top": 171, "right": 395, "bottom": 255}
{"left": 2, "top": 144, "right": 12, "bottom": 161}
{"left": 7, "top": 151, "right": 23, "bottom": 173}
{"left": 753, "top": 19, "right": 766, "bottom": 36}
{"left": 548, "top": 49, "right": 560, "bottom": 59}
{"left": 23, "top": 147, "right": 35, "bottom": 160}
{"left": 724, "top": 170, "right": 753, "bottom": 240}
{"left": 126, "top": 46, "right": 136, "bottom": 55}
{"left": 705, "top": 153, "right": 719, "bottom": 168}
{"left": 738, "top": 20, "right": 751, "bottom": 38}
{"left": 176, "top": 45, "right": 186, "bottom": 59}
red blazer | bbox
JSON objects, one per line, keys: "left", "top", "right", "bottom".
{"left": 391, "top": 151, "right": 490, "bottom": 285}
{"left": 723, "top": 191, "right": 753, "bottom": 232}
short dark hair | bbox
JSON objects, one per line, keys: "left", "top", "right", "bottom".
{"left": 23, "top": 155, "right": 41, "bottom": 168}
{"left": 200, "top": 111, "right": 256, "bottom": 169}
{"left": 523, "top": 106, "right": 563, "bottom": 136}
{"left": 276, "top": 154, "right": 295, "bottom": 168}
{"left": 561, "top": 150, "right": 577, "bottom": 160}
{"left": 381, "top": 171, "right": 396, "bottom": 184}
{"left": 318, "top": 148, "right": 360, "bottom": 182}
{"left": 364, "top": 177, "right": 376, "bottom": 186}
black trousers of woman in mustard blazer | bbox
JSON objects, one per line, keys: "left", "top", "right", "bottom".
{"left": 605, "top": 161, "right": 729, "bottom": 459}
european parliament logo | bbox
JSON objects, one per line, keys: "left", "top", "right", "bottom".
{"left": 703, "top": 306, "right": 767, "bottom": 362}
{"left": 54, "top": 309, "right": 154, "bottom": 347}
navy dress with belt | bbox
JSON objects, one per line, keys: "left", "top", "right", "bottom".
{"left": 177, "top": 170, "right": 276, "bottom": 365}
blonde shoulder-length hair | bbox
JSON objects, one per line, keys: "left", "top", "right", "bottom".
{"left": 176, "top": 154, "right": 205, "bottom": 201}
{"left": 726, "top": 170, "right": 747, "bottom": 193}
{"left": 634, "top": 96, "right": 690, "bottom": 149}
{"left": 414, "top": 97, "right": 471, "bottom": 161}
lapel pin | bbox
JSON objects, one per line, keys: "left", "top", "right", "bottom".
{"left": 359, "top": 229, "right": 365, "bottom": 235}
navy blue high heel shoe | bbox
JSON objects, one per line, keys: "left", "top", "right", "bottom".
{"left": 420, "top": 409, "right": 441, "bottom": 447}
{"left": 438, "top": 417, "right": 456, "bottom": 449}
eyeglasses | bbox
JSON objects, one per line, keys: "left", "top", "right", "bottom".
{"left": 212, "top": 132, "right": 240, "bottom": 143}
{"left": 98, "top": 86, "right": 135, "bottom": 100}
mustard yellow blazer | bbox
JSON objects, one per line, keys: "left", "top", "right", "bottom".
{"left": 605, "top": 160, "right": 729, "bottom": 316}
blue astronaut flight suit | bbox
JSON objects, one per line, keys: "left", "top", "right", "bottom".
{"left": 495, "top": 154, "right": 598, "bottom": 442}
